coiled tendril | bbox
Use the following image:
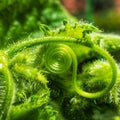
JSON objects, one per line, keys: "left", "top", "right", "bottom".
{"left": 44, "top": 44, "right": 72, "bottom": 74}
{"left": 6, "top": 36, "right": 117, "bottom": 98}
{"left": 44, "top": 43, "right": 117, "bottom": 99}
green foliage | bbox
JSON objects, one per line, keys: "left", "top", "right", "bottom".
{"left": 0, "top": 18, "right": 120, "bottom": 120}
{"left": 0, "top": 0, "right": 76, "bottom": 47}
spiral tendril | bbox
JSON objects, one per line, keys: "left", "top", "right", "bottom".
{"left": 0, "top": 51, "right": 15, "bottom": 119}
{"left": 44, "top": 44, "right": 72, "bottom": 74}
{"left": 6, "top": 36, "right": 117, "bottom": 98}
{"left": 44, "top": 43, "right": 117, "bottom": 98}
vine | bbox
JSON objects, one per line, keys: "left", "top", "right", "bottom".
{"left": 74, "top": 45, "right": 117, "bottom": 98}
{"left": 4, "top": 36, "right": 117, "bottom": 98}
{"left": 0, "top": 51, "right": 15, "bottom": 120}
{"left": 43, "top": 43, "right": 117, "bottom": 98}
{"left": 0, "top": 22, "right": 119, "bottom": 119}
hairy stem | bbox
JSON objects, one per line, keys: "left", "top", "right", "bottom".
{"left": 6, "top": 37, "right": 77, "bottom": 58}
{"left": 5, "top": 36, "right": 117, "bottom": 98}
{"left": 0, "top": 51, "right": 15, "bottom": 120}
{"left": 73, "top": 45, "right": 117, "bottom": 98}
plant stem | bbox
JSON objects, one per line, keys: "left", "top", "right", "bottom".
{"left": 6, "top": 36, "right": 77, "bottom": 57}
{"left": 5, "top": 36, "right": 117, "bottom": 98}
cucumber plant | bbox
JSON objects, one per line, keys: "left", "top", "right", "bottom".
{"left": 0, "top": 21, "right": 120, "bottom": 120}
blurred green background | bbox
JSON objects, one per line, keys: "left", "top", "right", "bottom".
{"left": 61, "top": 0, "right": 120, "bottom": 34}
{"left": 0, "top": 0, "right": 120, "bottom": 48}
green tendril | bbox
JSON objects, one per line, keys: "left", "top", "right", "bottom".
{"left": 6, "top": 37, "right": 77, "bottom": 58}
{"left": 5, "top": 36, "right": 117, "bottom": 98}
{"left": 44, "top": 44, "right": 72, "bottom": 74}
{"left": 44, "top": 43, "right": 117, "bottom": 98}
{"left": 73, "top": 45, "right": 117, "bottom": 98}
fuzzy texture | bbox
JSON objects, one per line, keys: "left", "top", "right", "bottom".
{"left": 0, "top": 21, "right": 120, "bottom": 120}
